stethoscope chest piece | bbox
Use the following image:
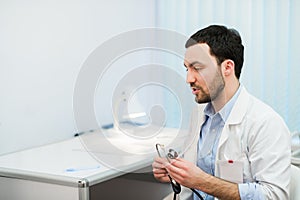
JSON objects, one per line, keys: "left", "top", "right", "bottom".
{"left": 167, "top": 149, "right": 178, "bottom": 159}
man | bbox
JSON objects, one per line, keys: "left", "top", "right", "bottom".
{"left": 152, "top": 25, "right": 291, "bottom": 200}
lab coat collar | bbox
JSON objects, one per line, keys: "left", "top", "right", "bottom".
{"left": 225, "top": 86, "right": 249, "bottom": 125}
{"left": 216, "top": 86, "right": 250, "bottom": 159}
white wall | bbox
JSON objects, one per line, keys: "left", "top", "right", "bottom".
{"left": 0, "top": 0, "right": 156, "bottom": 155}
{"left": 156, "top": 0, "right": 300, "bottom": 133}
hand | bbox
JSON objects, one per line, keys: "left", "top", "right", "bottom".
{"left": 165, "top": 158, "right": 241, "bottom": 200}
{"left": 165, "top": 158, "right": 208, "bottom": 189}
{"left": 152, "top": 156, "right": 171, "bottom": 183}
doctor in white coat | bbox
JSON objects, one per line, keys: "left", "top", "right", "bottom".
{"left": 152, "top": 25, "right": 291, "bottom": 200}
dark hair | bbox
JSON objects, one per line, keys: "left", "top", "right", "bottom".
{"left": 185, "top": 25, "right": 244, "bottom": 79}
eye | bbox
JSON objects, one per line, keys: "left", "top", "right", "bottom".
{"left": 193, "top": 64, "right": 203, "bottom": 71}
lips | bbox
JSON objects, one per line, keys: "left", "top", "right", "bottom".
{"left": 191, "top": 87, "right": 200, "bottom": 95}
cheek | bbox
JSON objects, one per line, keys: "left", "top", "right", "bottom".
{"left": 200, "top": 67, "right": 220, "bottom": 85}
{"left": 196, "top": 72, "right": 211, "bottom": 87}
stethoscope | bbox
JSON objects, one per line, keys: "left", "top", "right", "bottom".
{"left": 155, "top": 144, "right": 204, "bottom": 200}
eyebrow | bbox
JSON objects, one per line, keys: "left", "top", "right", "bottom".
{"left": 183, "top": 61, "right": 203, "bottom": 68}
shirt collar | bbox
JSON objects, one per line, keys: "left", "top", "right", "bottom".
{"left": 204, "top": 85, "right": 242, "bottom": 122}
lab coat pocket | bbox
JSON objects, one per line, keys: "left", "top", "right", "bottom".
{"left": 216, "top": 160, "right": 243, "bottom": 183}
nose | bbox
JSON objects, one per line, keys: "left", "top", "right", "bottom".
{"left": 186, "top": 70, "right": 196, "bottom": 84}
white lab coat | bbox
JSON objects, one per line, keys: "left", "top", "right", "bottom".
{"left": 168, "top": 87, "right": 291, "bottom": 200}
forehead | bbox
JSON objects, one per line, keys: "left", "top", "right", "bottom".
{"left": 184, "top": 43, "right": 215, "bottom": 65}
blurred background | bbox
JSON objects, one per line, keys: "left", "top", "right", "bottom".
{"left": 0, "top": 0, "right": 299, "bottom": 155}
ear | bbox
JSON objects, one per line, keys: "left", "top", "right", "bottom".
{"left": 222, "top": 59, "right": 235, "bottom": 77}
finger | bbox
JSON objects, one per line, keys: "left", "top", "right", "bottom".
{"left": 169, "top": 158, "right": 186, "bottom": 168}
{"left": 153, "top": 173, "right": 170, "bottom": 183}
{"left": 153, "top": 171, "right": 168, "bottom": 178}
{"left": 154, "top": 156, "right": 169, "bottom": 164}
{"left": 153, "top": 168, "right": 167, "bottom": 174}
{"left": 152, "top": 160, "right": 167, "bottom": 169}
{"left": 165, "top": 160, "right": 184, "bottom": 177}
{"left": 165, "top": 165, "right": 185, "bottom": 184}
{"left": 164, "top": 161, "right": 176, "bottom": 173}
{"left": 167, "top": 157, "right": 185, "bottom": 169}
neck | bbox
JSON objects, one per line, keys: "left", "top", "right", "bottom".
{"left": 211, "top": 79, "right": 240, "bottom": 112}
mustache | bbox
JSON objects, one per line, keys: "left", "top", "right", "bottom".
{"left": 190, "top": 83, "right": 201, "bottom": 89}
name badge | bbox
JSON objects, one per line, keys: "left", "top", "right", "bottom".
{"left": 216, "top": 160, "right": 243, "bottom": 183}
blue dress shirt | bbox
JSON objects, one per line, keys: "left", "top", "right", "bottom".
{"left": 193, "top": 86, "right": 264, "bottom": 200}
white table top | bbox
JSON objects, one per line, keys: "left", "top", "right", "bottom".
{"left": 0, "top": 126, "right": 186, "bottom": 187}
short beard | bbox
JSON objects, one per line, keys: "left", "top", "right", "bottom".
{"left": 194, "top": 69, "right": 225, "bottom": 104}
{"left": 194, "top": 86, "right": 211, "bottom": 104}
